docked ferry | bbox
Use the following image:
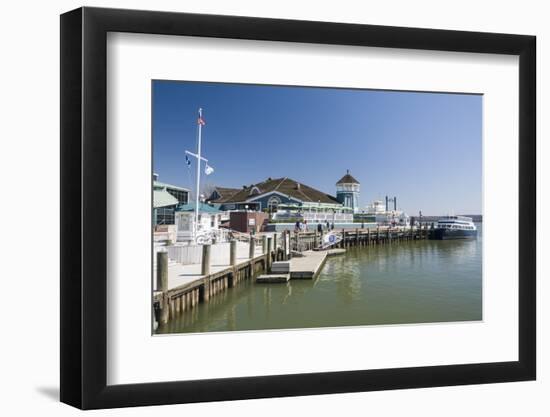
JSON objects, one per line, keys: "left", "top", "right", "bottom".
{"left": 432, "top": 216, "right": 477, "bottom": 240}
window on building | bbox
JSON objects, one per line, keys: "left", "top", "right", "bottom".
{"left": 267, "top": 196, "right": 281, "bottom": 213}
{"left": 155, "top": 206, "right": 175, "bottom": 225}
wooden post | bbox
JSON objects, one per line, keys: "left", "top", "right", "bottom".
{"left": 355, "top": 228, "right": 359, "bottom": 246}
{"left": 376, "top": 226, "right": 380, "bottom": 244}
{"left": 201, "top": 244, "right": 211, "bottom": 276}
{"left": 267, "top": 237, "right": 273, "bottom": 271}
{"left": 157, "top": 251, "right": 168, "bottom": 293}
{"left": 283, "top": 230, "right": 288, "bottom": 261}
{"left": 262, "top": 235, "right": 267, "bottom": 254}
{"left": 230, "top": 240, "right": 237, "bottom": 266}
{"left": 249, "top": 236, "right": 256, "bottom": 259}
{"left": 273, "top": 233, "right": 278, "bottom": 260}
{"left": 157, "top": 252, "right": 169, "bottom": 324}
{"left": 367, "top": 227, "right": 370, "bottom": 246}
{"left": 314, "top": 231, "right": 319, "bottom": 249}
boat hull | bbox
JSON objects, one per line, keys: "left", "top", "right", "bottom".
{"left": 432, "top": 228, "right": 477, "bottom": 240}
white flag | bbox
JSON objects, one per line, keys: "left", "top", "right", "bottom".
{"left": 205, "top": 163, "right": 214, "bottom": 175}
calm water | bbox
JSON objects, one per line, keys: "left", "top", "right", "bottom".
{"left": 156, "top": 224, "right": 482, "bottom": 334}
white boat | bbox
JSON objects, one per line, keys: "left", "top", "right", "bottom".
{"left": 433, "top": 216, "right": 477, "bottom": 240}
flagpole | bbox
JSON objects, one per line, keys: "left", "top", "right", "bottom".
{"left": 194, "top": 108, "right": 203, "bottom": 241}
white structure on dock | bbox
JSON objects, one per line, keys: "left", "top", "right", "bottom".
{"left": 175, "top": 202, "right": 228, "bottom": 244}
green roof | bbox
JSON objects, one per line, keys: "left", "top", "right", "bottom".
{"left": 153, "top": 190, "right": 179, "bottom": 208}
{"left": 176, "top": 202, "right": 222, "bottom": 213}
{"left": 153, "top": 181, "right": 189, "bottom": 192}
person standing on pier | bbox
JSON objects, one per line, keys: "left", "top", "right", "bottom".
{"left": 317, "top": 222, "right": 323, "bottom": 234}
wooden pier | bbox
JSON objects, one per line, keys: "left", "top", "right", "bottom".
{"left": 154, "top": 224, "right": 433, "bottom": 326}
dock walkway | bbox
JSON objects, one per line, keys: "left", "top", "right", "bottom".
{"left": 154, "top": 242, "right": 264, "bottom": 292}
{"left": 289, "top": 251, "right": 328, "bottom": 279}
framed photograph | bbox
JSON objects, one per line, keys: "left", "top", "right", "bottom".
{"left": 60, "top": 7, "right": 536, "bottom": 409}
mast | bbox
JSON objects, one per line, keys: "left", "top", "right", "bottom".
{"left": 194, "top": 108, "right": 203, "bottom": 239}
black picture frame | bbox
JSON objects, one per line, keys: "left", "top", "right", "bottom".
{"left": 60, "top": 6, "right": 536, "bottom": 410}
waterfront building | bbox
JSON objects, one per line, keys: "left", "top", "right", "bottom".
{"left": 153, "top": 173, "right": 190, "bottom": 225}
{"left": 336, "top": 170, "right": 360, "bottom": 213}
{"left": 206, "top": 177, "right": 353, "bottom": 224}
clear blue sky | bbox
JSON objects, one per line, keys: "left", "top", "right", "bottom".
{"left": 153, "top": 81, "right": 482, "bottom": 215}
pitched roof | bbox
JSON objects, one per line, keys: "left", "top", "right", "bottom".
{"left": 336, "top": 170, "right": 360, "bottom": 184}
{"left": 153, "top": 190, "right": 179, "bottom": 208}
{"left": 211, "top": 177, "right": 340, "bottom": 205}
{"left": 208, "top": 187, "right": 241, "bottom": 203}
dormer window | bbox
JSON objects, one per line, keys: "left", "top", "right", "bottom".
{"left": 249, "top": 186, "right": 261, "bottom": 196}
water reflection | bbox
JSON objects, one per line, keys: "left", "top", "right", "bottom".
{"left": 156, "top": 225, "right": 482, "bottom": 334}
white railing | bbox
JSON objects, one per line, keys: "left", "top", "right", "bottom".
{"left": 273, "top": 211, "right": 353, "bottom": 222}
{"left": 165, "top": 241, "right": 254, "bottom": 266}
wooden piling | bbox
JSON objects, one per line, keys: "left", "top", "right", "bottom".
{"left": 201, "top": 244, "right": 211, "bottom": 276}
{"left": 230, "top": 240, "right": 237, "bottom": 266}
{"left": 181, "top": 293, "right": 187, "bottom": 311}
{"left": 157, "top": 251, "right": 169, "bottom": 324}
{"left": 249, "top": 236, "right": 256, "bottom": 259}
{"left": 157, "top": 251, "right": 168, "bottom": 293}
{"left": 169, "top": 297, "right": 175, "bottom": 320}
{"left": 267, "top": 237, "right": 273, "bottom": 271}
{"left": 283, "top": 231, "right": 288, "bottom": 261}
{"left": 262, "top": 235, "right": 268, "bottom": 254}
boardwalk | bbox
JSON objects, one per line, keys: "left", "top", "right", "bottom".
{"left": 154, "top": 242, "right": 264, "bottom": 291}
